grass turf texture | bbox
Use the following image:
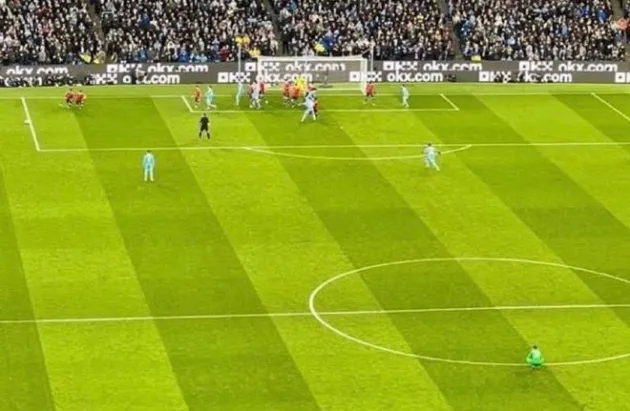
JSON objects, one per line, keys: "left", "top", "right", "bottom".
{"left": 2, "top": 83, "right": 630, "bottom": 410}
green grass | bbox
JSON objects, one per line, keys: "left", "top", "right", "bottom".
{"left": 2, "top": 82, "right": 630, "bottom": 410}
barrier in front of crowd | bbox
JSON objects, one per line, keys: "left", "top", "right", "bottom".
{"left": 1, "top": 60, "right": 629, "bottom": 86}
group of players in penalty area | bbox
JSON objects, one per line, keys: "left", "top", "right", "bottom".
{"left": 55, "top": 81, "right": 441, "bottom": 183}
{"left": 188, "top": 80, "right": 442, "bottom": 172}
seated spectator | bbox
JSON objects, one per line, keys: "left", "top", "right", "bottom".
{"left": 274, "top": 0, "right": 455, "bottom": 60}
{"left": 97, "top": 0, "right": 278, "bottom": 63}
{"left": 0, "top": 0, "right": 101, "bottom": 65}
{"left": 450, "top": 0, "right": 625, "bottom": 61}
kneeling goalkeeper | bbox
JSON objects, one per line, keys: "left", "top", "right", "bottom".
{"left": 527, "top": 345, "right": 544, "bottom": 369}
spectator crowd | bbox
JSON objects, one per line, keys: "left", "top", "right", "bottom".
{"left": 450, "top": 0, "right": 625, "bottom": 60}
{"left": 0, "top": 0, "right": 628, "bottom": 64}
{"left": 273, "top": 0, "right": 455, "bottom": 60}
{"left": 98, "top": 0, "right": 278, "bottom": 63}
{"left": 0, "top": 0, "right": 101, "bottom": 65}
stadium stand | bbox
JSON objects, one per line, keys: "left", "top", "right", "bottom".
{"left": 1, "top": 0, "right": 627, "bottom": 64}
{"left": 97, "top": 0, "right": 279, "bottom": 63}
{"left": 273, "top": 0, "right": 455, "bottom": 60}
{"left": 449, "top": 0, "right": 625, "bottom": 60}
{"left": 0, "top": 0, "right": 101, "bottom": 65}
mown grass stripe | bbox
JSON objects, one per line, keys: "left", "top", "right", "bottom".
{"left": 74, "top": 98, "right": 320, "bottom": 411}
{"left": 344, "top": 99, "right": 630, "bottom": 410}
{"left": 0, "top": 101, "right": 55, "bottom": 411}
{"left": 246, "top": 109, "right": 582, "bottom": 411}
{"left": 161, "top": 106, "right": 454, "bottom": 411}
{"left": 479, "top": 94, "right": 630, "bottom": 408}
{"left": 420, "top": 95, "right": 630, "bottom": 299}
{"left": 417, "top": 95, "right": 630, "bottom": 409}
{"left": 11, "top": 99, "right": 195, "bottom": 410}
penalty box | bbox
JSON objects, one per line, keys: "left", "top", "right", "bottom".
{"left": 18, "top": 95, "right": 461, "bottom": 153}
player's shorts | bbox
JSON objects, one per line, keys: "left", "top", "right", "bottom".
{"left": 194, "top": 97, "right": 201, "bottom": 103}
{"left": 75, "top": 99, "right": 84, "bottom": 105}
{"left": 206, "top": 98, "right": 214, "bottom": 105}
{"left": 366, "top": 91, "right": 375, "bottom": 97}
{"left": 65, "top": 98, "right": 73, "bottom": 104}
{"left": 200, "top": 124, "right": 209, "bottom": 131}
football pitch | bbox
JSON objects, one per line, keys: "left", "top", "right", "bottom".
{"left": 3, "top": 82, "right": 630, "bottom": 410}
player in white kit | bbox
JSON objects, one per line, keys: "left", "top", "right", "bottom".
{"left": 250, "top": 82, "right": 261, "bottom": 109}
{"left": 424, "top": 143, "right": 440, "bottom": 171}
{"left": 301, "top": 96, "right": 317, "bottom": 122}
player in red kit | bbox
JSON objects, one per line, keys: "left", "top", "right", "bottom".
{"left": 74, "top": 90, "right": 86, "bottom": 109}
{"left": 290, "top": 83, "right": 300, "bottom": 107}
{"left": 313, "top": 98, "right": 319, "bottom": 116}
{"left": 364, "top": 82, "right": 376, "bottom": 105}
{"left": 193, "top": 86, "right": 202, "bottom": 108}
{"left": 63, "top": 88, "right": 75, "bottom": 108}
{"left": 258, "top": 80, "right": 267, "bottom": 104}
{"left": 282, "top": 81, "right": 291, "bottom": 106}
{"left": 247, "top": 83, "right": 254, "bottom": 107}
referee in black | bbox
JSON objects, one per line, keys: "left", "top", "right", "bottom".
{"left": 198, "top": 112, "right": 211, "bottom": 140}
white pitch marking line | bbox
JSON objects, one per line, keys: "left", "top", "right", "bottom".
{"left": 20, "top": 97, "right": 41, "bottom": 152}
{"left": 0, "top": 91, "right": 626, "bottom": 100}
{"left": 185, "top": 108, "right": 457, "bottom": 114}
{"left": 244, "top": 147, "right": 425, "bottom": 161}
{"left": 591, "top": 92, "right": 630, "bottom": 123}
{"left": 180, "top": 95, "right": 194, "bottom": 113}
{"left": 439, "top": 93, "right": 460, "bottom": 111}
{"left": 441, "top": 145, "right": 472, "bottom": 154}
{"left": 308, "top": 257, "right": 630, "bottom": 367}
{"left": 37, "top": 141, "right": 630, "bottom": 154}
{"left": 3, "top": 303, "right": 630, "bottom": 325}
{"left": 244, "top": 144, "right": 472, "bottom": 161}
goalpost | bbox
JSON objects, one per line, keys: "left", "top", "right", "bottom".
{"left": 255, "top": 55, "right": 369, "bottom": 92}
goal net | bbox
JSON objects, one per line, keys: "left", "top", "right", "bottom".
{"left": 255, "top": 55, "right": 368, "bottom": 91}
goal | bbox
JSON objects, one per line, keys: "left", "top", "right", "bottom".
{"left": 255, "top": 55, "right": 369, "bottom": 91}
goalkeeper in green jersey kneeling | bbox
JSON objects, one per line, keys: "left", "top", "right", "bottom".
{"left": 527, "top": 345, "right": 544, "bottom": 369}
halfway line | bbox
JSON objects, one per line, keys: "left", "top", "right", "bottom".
{"left": 4, "top": 303, "right": 630, "bottom": 325}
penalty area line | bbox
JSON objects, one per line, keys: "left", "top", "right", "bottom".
{"left": 3, "top": 303, "right": 630, "bottom": 325}
{"left": 37, "top": 140, "right": 630, "bottom": 154}
{"left": 21, "top": 97, "right": 41, "bottom": 152}
{"left": 180, "top": 95, "right": 195, "bottom": 113}
{"left": 591, "top": 92, "right": 630, "bottom": 123}
{"left": 439, "top": 93, "right": 460, "bottom": 111}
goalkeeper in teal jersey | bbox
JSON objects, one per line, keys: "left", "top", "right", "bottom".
{"left": 527, "top": 345, "right": 544, "bottom": 369}
{"left": 401, "top": 84, "right": 410, "bottom": 108}
{"left": 205, "top": 86, "right": 217, "bottom": 109}
{"left": 235, "top": 82, "right": 245, "bottom": 106}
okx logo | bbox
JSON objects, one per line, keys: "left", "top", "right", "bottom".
{"left": 349, "top": 71, "right": 382, "bottom": 82}
{"left": 217, "top": 71, "right": 252, "bottom": 83}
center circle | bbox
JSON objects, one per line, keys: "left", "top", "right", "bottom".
{"left": 308, "top": 257, "right": 630, "bottom": 367}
